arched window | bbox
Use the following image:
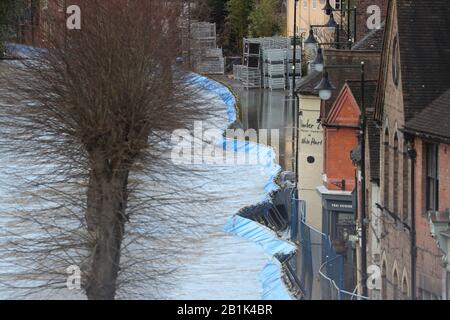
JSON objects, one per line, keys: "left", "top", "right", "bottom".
{"left": 403, "top": 141, "right": 410, "bottom": 221}
{"left": 384, "top": 128, "right": 390, "bottom": 209}
{"left": 402, "top": 276, "right": 409, "bottom": 300}
{"left": 381, "top": 261, "right": 387, "bottom": 300}
{"left": 393, "top": 269, "right": 399, "bottom": 300}
{"left": 393, "top": 134, "right": 399, "bottom": 214}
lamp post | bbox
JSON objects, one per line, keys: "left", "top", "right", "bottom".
{"left": 320, "top": 1, "right": 358, "bottom": 48}
{"left": 314, "top": 61, "right": 368, "bottom": 297}
{"left": 292, "top": 0, "right": 300, "bottom": 192}
{"left": 322, "top": 0, "right": 336, "bottom": 16}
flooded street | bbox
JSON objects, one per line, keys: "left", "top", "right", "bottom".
{"left": 159, "top": 77, "right": 285, "bottom": 299}
{"left": 232, "top": 85, "right": 296, "bottom": 172}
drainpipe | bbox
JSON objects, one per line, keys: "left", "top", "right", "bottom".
{"left": 407, "top": 138, "right": 417, "bottom": 300}
{"left": 359, "top": 62, "right": 368, "bottom": 297}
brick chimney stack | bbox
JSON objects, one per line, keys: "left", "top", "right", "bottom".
{"left": 354, "top": 0, "right": 388, "bottom": 42}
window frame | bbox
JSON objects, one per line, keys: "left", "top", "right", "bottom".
{"left": 425, "top": 143, "right": 439, "bottom": 212}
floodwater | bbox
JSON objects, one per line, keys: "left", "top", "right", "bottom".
{"left": 0, "top": 63, "right": 284, "bottom": 300}
{"left": 236, "top": 87, "right": 296, "bottom": 172}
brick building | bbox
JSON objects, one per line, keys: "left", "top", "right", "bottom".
{"left": 17, "top": 0, "right": 64, "bottom": 47}
{"left": 373, "top": 0, "right": 450, "bottom": 300}
{"left": 295, "top": 47, "right": 380, "bottom": 230}
{"left": 404, "top": 89, "right": 450, "bottom": 300}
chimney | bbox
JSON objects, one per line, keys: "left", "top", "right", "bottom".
{"left": 354, "top": 0, "right": 388, "bottom": 41}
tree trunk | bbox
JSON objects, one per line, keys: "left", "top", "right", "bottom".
{"left": 85, "top": 156, "right": 129, "bottom": 300}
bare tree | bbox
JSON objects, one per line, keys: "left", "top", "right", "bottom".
{"left": 0, "top": 0, "right": 217, "bottom": 300}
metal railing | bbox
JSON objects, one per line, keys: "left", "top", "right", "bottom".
{"left": 290, "top": 194, "right": 369, "bottom": 300}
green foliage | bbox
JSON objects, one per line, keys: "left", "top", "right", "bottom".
{"left": 249, "top": 0, "right": 280, "bottom": 38}
{"left": 224, "top": 0, "right": 254, "bottom": 54}
{"left": 208, "top": 0, "right": 227, "bottom": 31}
{"left": 0, "top": 0, "right": 26, "bottom": 57}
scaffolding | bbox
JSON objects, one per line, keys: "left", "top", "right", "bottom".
{"left": 234, "top": 36, "right": 302, "bottom": 90}
{"left": 182, "top": 21, "right": 225, "bottom": 75}
{"left": 266, "top": 49, "right": 286, "bottom": 91}
{"left": 241, "top": 67, "right": 262, "bottom": 89}
{"left": 197, "top": 48, "right": 225, "bottom": 75}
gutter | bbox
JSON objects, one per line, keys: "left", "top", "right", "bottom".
{"left": 402, "top": 128, "right": 450, "bottom": 145}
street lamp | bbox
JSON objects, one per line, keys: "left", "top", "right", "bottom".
{"left": 312, "top": 47, "right": 325, "bottom": 72}
{"left": 304, "top": 27, "right": 318, "bottom": 50}
{"left": 322, "top": 0, "right": 335, "bottom": 15}
{"left": 314, "top": 67, "right": 335, "bottom": 100}
{"left": 325, "top": 13, "right": 338, "bottom": 31}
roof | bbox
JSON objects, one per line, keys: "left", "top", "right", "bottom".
{"left": 397, "top": 0, "right": 450, "bottom": 122}
{"left": 297, "top": 50, "right": 381, "bottom": 118}
{"left": 352, "top": 22, "right": 386, "bottom": 51}
{"left": 341, "top": 80, "right": 381, "bottom": 181}
{"left": 346, "top": 80, "right": 378, "bottom": 110}
{"left": 296, "top": 70, "right": 321, "bottom": 96}
{"left": 405, "top": 88, "right": 450, "bottom": 142}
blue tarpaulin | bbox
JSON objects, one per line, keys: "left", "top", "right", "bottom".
{"left": 224, "top": 215, "right": 296, "bottom": 257}
{"left": 5, "top": 43, "right": 47, "bottom": 58}
{"left": 195, "top": 74, "right": 295, "bottom": 300}
{"left": 260, "top": 261, "right": 293, "bottom": 300}
{"left": 189, "top": 74, "right": 237, "bottom": 123}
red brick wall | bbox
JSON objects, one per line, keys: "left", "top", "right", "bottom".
{"left": 325, "top": 127, "right": 358, "bottom": 191}
{"left": 20, "top": 1, "right": 70, "bottom": 47}
{"left": 413, "top": 138, "right": 447, "bottom": 298}
{"left": 376, "top": 2, "right": 442, "bottom": 299}
{"left": 438, "top": 143, "right": 450, "bottom": 212}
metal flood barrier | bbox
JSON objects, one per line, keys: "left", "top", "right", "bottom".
{"left": 289, "top": 194, "right": 369, "bottom": 300}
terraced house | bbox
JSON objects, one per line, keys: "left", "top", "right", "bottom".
{"left": 373, "top": 0, "right": 450, "bottom": 300}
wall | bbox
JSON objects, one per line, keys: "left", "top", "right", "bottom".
{"left": 298, "top": 94, "right": 324, "bottom": 229}
{"left": 378, "top": 1, "right": 443, "bottom": 299}
{"left": 19, "top": 0, "right": 65, "bottom": 47}
{"left": 414, "top": 139, "right": 449, "bottom": 298}
{"left": 325, "top": 127, "right": 357, "bottom": 191}
{"left": 286, "top": 0, "right": 330, "bottom": 37}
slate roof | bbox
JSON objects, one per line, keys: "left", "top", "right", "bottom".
{"left": 352, "top": 22, "right": 386, "bottom": 52}
{"left": 397, "top": 0, "right": 450, "bottom": 123}
{"left": 405, "top": 88, "right": 450, "bottom": 142}
{"left": 346, "top": 80, "right": 378, "bottom": 110}
{"left": 296, "top": 70, "right": 321, "bottom": 96}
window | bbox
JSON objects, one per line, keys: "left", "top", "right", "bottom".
{"left": 393, "top": 269, "right": 399, "bottom": 300}
{"left": 384, "top": 129, "right": 390, "bottom": 209}
{"left": 402, "top": 277, "right": 409, "bottom": 300}
{"left": 426, "top": 143, "right": 439, "bottom": 211}
{"left": 303, "top": 0, "right": 308, "bottom": 9}
{"left": 381, "top": 261, "right": 387, "bottom": 300}
{"left": 334, "top": 0, "right": 342, "bottom": 10}
{"left": 402, "top": 142, "right": 410, "bottom": 220}
{"left": 312, "top": 0, "right": 318, "bottom": 10}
